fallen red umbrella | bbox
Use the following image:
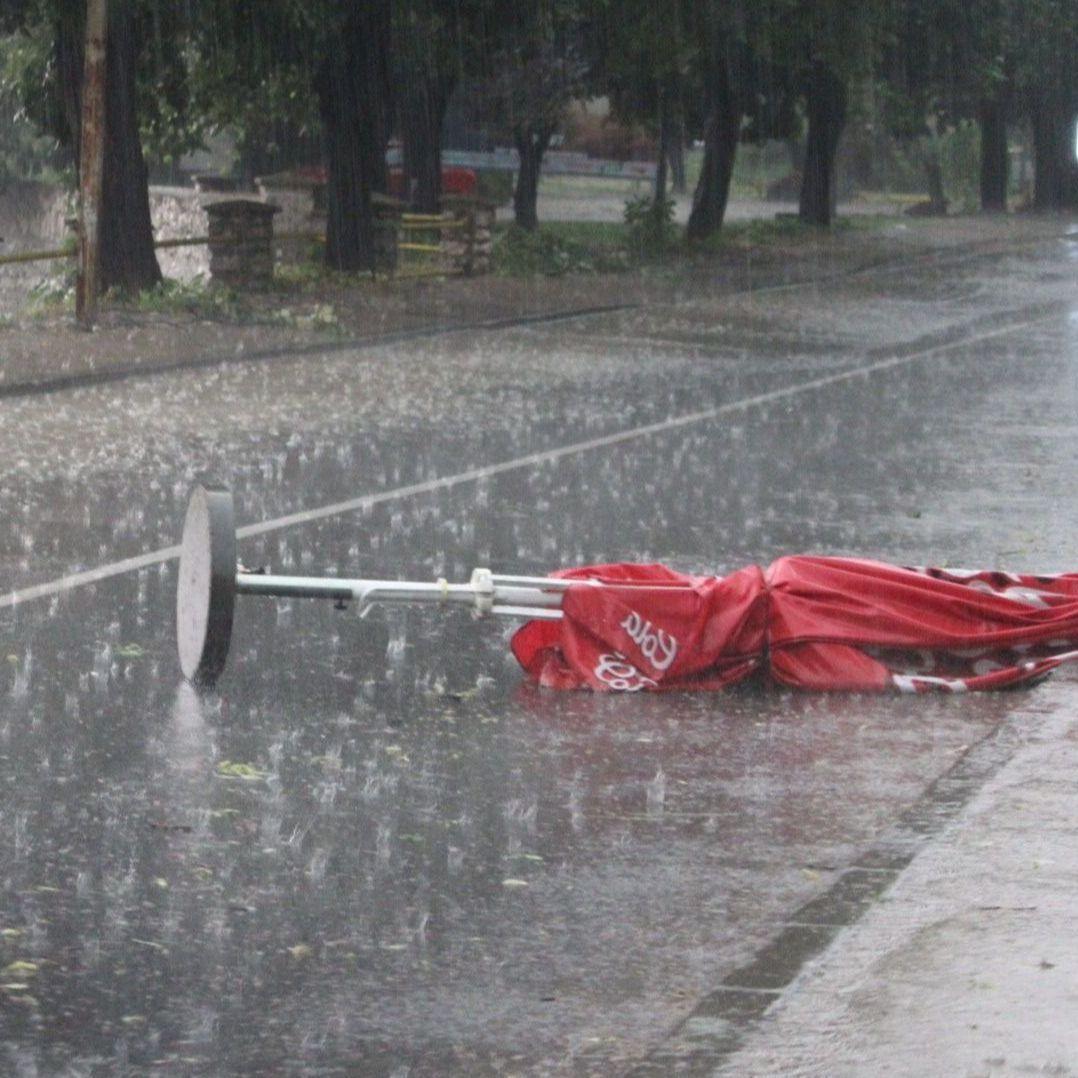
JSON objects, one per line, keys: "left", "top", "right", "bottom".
{"left": 177, "top": 485, "right": 1078, "bottom": 693}
{"left": 511, "top": 559, "right": 1078, "bottom": 694}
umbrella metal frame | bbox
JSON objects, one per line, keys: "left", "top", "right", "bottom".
{"left": 176, "top": 483, "right": 695, "bottom": 687}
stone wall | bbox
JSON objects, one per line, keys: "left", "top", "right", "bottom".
{"left": 0, "top": 183, "right": 74, "bottom": 312}
{"left": 0, "top": 182, "right": 321, "bottom": 284}
{"left": 150, "top": 185, "right": 318, "bottom": 280}
{"left": 0, "top": 180, "right": 491, "bottom": 311}
{"left": 0, "top": 181, "right": 72, "bottom": 249}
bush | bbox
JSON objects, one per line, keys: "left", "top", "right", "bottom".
{"left": 940, "top": 121, "right": 981, "bottom": 213}
{"left": 474, "top": 169, "right": 514, "bottom": 207}
{"left": 0, "top": 31, "right": 73, "bottom": 184}
{"left": 492, "top": 224, "right": 628, "bottom": 276}
{"left": 624, "top": 194, "right": 677, "bottom": 257}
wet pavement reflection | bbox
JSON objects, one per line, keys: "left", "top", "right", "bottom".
{"left": 1, "top": 233, "right": 1076, "bottom": 1074}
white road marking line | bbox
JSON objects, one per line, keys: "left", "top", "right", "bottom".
{"left": 0, "top": 312, "right": 1060, "bottom": 611}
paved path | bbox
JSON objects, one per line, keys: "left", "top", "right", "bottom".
{"left": 712, "top": 684, "right": 1078, "bottom": 1077}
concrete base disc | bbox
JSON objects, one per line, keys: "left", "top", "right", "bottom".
{"left": 176, "top": 484, "right": 236, "bottom": 686}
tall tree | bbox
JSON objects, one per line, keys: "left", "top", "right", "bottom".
{"left": 0, "top": 24, "right": 71, "bottom": 182}
{"left": 967, "top": 1, "right": 1011, "bottom": 211}
{"left": 394, "top": 0, "right": 455, "bottom": 213}
{"left": 393, "top": 0, "right": 491, "bottom": 213}
{"left": 896, "top": 0, "right": 1013, "bottom": 212}
{"left": 799, "top": 57, "right": 847, "bottom": 223}
{"left": 1009, "top": 0, "right": 1078, "bottom": 210}
{"left": 877, "top": 0, "right": 954, "bottom": 213}
{"left": 886, "top": 0, "right": 1076, "bottom": 213}
{"left": 683, "top": 2, "right": 798, "bottom": 240}
{"left": 6, "top": 0, "right": 163, "bottom": 291}
{"left": 592, "top": 0, "right": 690, "bottom": 214}
{"left": 477, "top": 0, "right": 589, "bottom": 231}
{"left": 684, "top": 5, "right": 745, "bottom": 241}
{"left": 760, "top": 0, "right": 887, "bottom": 225}
{"left": 193, "top": 0, "right": 393, "bottom": 271}
{"left": 313, "top": 1, "right": 392, "bottom": 270}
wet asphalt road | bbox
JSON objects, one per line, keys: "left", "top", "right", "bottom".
{"left": 1, "top": 225, "right": 1077, "bottom": 1075}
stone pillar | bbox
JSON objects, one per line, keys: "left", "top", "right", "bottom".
{"left": 372, "top": 194, "right": 403, "bottom": 274}
{"left": 204, "top": 199, "right": 280, "bottom": 287}
{"left": 443, "top": 197, "right": 496, "bottom": 276}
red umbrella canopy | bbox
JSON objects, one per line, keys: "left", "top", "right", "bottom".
{"left": 511, "top": 558, "right": 1078, "bottom": 693}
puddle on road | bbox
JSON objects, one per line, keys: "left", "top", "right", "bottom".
{"left": 0, "top": 560, "right": 1016, "bottom": 1073}
{"left": 0, "top": 251, "right": 1075, "bottom": 1072}
{"left": 0, "top": 399, "right": 1056, "bottom": 1071}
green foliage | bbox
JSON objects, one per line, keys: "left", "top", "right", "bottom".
{"left": 270, "top": 301, "right": 343, "bottom": 334}
{"left": 0, "top": 30, "right": 71, "bottom": 183}
{"left": 623, "top": 193, "right": 676, "bottom": 256}
{"left": 216, "top": 760, "right": 267, "bottom": 780}
{"left": 134, "top": 5, "right": 205, "bottom": 172}
{"left": 186, "top": 52, "right": 318, "bottom": 182}
{"left": 715, "top": 216, "right": 823, "bottom": 246}
{"left": 4, "top": 3, "right": 206, "bottom": 178}
{"left": 473, "top": 0, "right": 592, "bottom": 151}
{"left": 25, "top": 266, "right": 76, "bottom": 314}
{"left": 127, "top": 277, "right": 244, "bottom": 319}
{"left": 593, "top": 0, "right": 692, "bottom": 129}
{"left": 761, "top": 0, "right": 889, "bottom": 84}
{"left": 939, "top": 119, "right": 981, "bottom": 212}
{"left": 474, "top": 169, "right": 514, "bottom": 206}
{"left": 492, "top": 222, "right": 629, "bottom": 276}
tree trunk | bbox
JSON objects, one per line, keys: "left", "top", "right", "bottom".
{"left": 922, "top": 135, "right": 947, "bottom": 213}
{"left": 99, "top": 0, "right": 159, "bottom": 292}
{"left": 786, "top": 136, "right": 804, "bottom": 173}
{"left": 1030, "top": 95, "right": 1078, "bottom": 212}
{"left": 513, "top": 126, "right": 551, "bottom": 231}
{"left": 799, "top": 61, "right": 847, "bottom": 226}
{"left": 686, "top": 62, "right": 740, "bottom": 241}
{"left": 76, "top": 0, "right": 106, "bottom": 325}
{"left": 56, "top": 0, "right": 160, "bottom": 294}
{"left": 669, "top": 118, "right": 687, "bottom": 194}
{"left": 978, "top": 98, "right": 1008, "bottom": 212}
{"left": 315, "top": 2, "right": 391, "bottom": 272}
{"left": 924, "top": 156, "right": 946, "bottom": 210}
{"left": 654, "top": 93, "right": 671, "bottom": 205}
{"left": 401, "top": 74, "right": 454, "bottom": 214}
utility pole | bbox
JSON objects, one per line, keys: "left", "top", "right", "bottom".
{"left": 76, "top": 0, "right": 107, "bottom": 328}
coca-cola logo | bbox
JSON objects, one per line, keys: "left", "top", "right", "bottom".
{"left": 593, "top": 653, "right": 657, "bottom": 692}
{"left": 619, "top": 610, "right": 678, "bottom": 674}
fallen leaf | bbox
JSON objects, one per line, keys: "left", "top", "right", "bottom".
{"left": 130, "top": 939, "right": 169, "bottom": 954}
{"left": 216, "top": 761, "right": 267, "bottom": 780}
{"left": 1, "top": 961, "right": 38, "bottom": 977}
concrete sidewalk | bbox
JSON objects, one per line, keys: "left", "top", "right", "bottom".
{"left": 711, "top": 678, "right": 1078, "bottom": 1077}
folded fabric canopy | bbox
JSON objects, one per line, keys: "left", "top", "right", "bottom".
{"left": 511, "top": 557, "right": 1078, "bottom": 693}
